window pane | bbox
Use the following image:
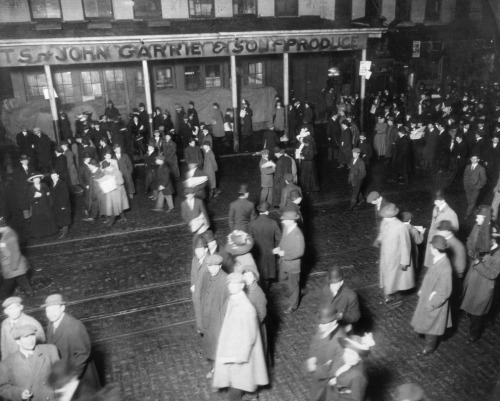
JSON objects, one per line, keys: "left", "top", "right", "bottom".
{"left": 81, "top": 71, "right": 102, "bottom": 100}
{"left": 83, "top": 0, "right": 113, "bottom": 19}
{"left": 134, "top": 0, "right": 161, "bottom": 18}
{"left": 189, "top": 0, "right": 213, "bottom": 18}
{"left": 425, "top": 0, "right": 441, "bottom": 21}
{"left": 53, "top": 71, "right": 74, "bottom": 104}
{"left": 185, "top": 66, "right": 201, "bottom": 91}
{"left": 275, "top": 0, "right": 297, "bottom": 17}
{"left": 155, "top": 67, "right": 174, "bottom": 89}
{"left": 30, "top": 0, "right": 62, "bottom": 19}
{"left": 205, "top": 64, "right": 221, "bottom": 88}
{"left": 26, "top": 73, "right": 47, "bottom": 98}
{"left": 248, "top": 62, "right": 263, "bottom": 85}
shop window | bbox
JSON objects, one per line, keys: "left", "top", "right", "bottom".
{"left": 275, "top": 0, "right": 297, "bottom": 17}
{"left": 29, "top": 0, "right": 62, "bottom": 19}
{"left": 248, "top": 62, "right": 263, "bottom": 85}
{"left": 395, "top": 0, "right": 411, "bottom": 21}
{"left": 155, "top": 67, "right": 174, "bottom": 89}
{"left": 134, "top": 70, "right": 145, "bottom": 93}
{"left": 184, "top": 66, "right": 202, "bottom": 91}
{"left": 334, "top": 0, "right": 352, "bottom": 22}
{"left": 205, "top": 65, "right": 221, "bottom": 88}
{"left": 134, "top": 0, "right": 161, "bottom": 19}
{"left": 82, "top": 0, "right": 113, "bottom": 19}
{"left": 425, "top": 0, "right": 441, "bottom": 21}
{"left": 233, "top": 0, "right": 256, "bottom": 15}
{"left": 104, "top": 69, "right": 126, "bottom": 102}
{"left": 53, "top": 72, "right": 74, "bottom": 104}
{"left": 188, "top": 0, "right": 214, "bottom": 18}
{"left": 26, "top": 73, "right": 47, "bottom": 98}
{"left": 81, "top": 70, "right": 103, "bottom": 101}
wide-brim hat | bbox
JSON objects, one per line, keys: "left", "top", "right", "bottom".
{"left": 379, "top": 203, "right": 399, "bottom": 218}
{"left": 2, "top": 296, "right": 22, "bottom": 309}
{"left": 280, "top": 210, "right": 300, "bottom": 220}
{"left": 225, "top": 232, "right": 254, "bottom": 255}
{"left": 27, "top": 172, "right": 44, "bottom": 182}
{"left": 41, "top": 294, "right": 66, "bottom": 308}
{"left": 477, "top": 205, "right": 492, "bottom": 218}
{"left": 339, "top": 335, "right": 373, "bottom": 357}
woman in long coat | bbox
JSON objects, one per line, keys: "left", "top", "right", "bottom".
{"left": 240, "top": 99, "right": 253, "bottom": 137}
{"left": 299, "top": 137, "right": 320, "bottom": 192}
{"left": 28, "top": 173, "right": 57, "bottom": 238}
{"left": 273, "top": 101, "right": 285, "bottom": 136}
{"left": 376, "top": 204, "right": 414, "bottom": 302}
{"left": 211, "top": 103, "right": 225, "bottom": 139}
{"left": 373, "top": 116, "right": 388, "bottom": 159}
{"left": 411, "top": 235, "right": 453, "bottom": 353}
{"left": 61, "top": 142, "right": 80, "bottom": 187}
{"left": 50, "top": 171, "right": 72, "bottom": 239}
{"left": 98, "top": 160, "right": 129, "bottom": 226}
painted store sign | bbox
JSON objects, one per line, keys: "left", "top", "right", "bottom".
{"left": 0, "top": 34, "right": 367, "bottom": 67}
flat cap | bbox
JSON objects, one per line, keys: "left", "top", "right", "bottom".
{"left": 2, "top": 296, "right": 23, "bottom": 309}
{"left": 352, "top": 148, "right": 361, "bottom": 154}
{"left": 12, "top": 324, "right": 37, "bottom": 340}
{"left": 205, "top": 254, "right": 223, "bottom": 266}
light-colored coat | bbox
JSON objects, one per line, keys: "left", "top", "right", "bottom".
{"left": 461, "top": 246, "right": 500, "bottom": 316}
{"left": 411, "top": 255, "right": 453, "bottom": 335}
{"left": 377, "top": 218, "right": 414, "bottom": 295}
{"left": 1, "top": 313, "right": 45, "bottom": 360}
{"left": 0, "top": 344, "right": 59, "bottom": 401}
{"left": 423, "top": 204, "right": 459, "bottom": 268}
{"left": 213, "top": 291, "right": 268, "bottom": 392}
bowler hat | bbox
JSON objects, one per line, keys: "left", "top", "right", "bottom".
{"left": 203, "top": 230, "right": 215, "bottom": 243}
{"left": 205, "top": 254, "right": 223, "bottom": 266}
{"left": 328, "top": 266, "right": 344, "bottom": 283}
{"left": 400, "top": 212, "right": 413, "bottom": 222}
{"left": 2, "top": 296, "right": 22, "bottom": 309}
{"left": 318, "top": 304, "right": 337, "bottom": 324}
{"left": 238, "top": 184, "right": 249, "bottom": 194}
{"left": 436, "top": 220, "right": 455, "bottom": 232}
{"left": 41, "top": 294, "right": 66, "bottom": 308}
{"left": 430, "top": 235, "right": 447, "bottom": 251}
{"left": 366, "top": 191, "right": 380, "bottom": 203}
{"left": 339, "top": 334, "right": 374, "bottom": 357}
{"left": 394, "top": 383, "right": 425, "bottom": 401}
{"left": 434, "top": 189, "right": 446, "bottom": 201}
{"left": 27, "top": 172, "right": 44, "bottom": 183}
{"left": 225, "top": 231, "right": 254, "bottom": 255}
{"left": 194, "top": 236, "right": 207, "bottom": 249}
{"left": 12, "top": 324, "right": 38, "bottom": 340}
{"left": 379, "top": 203, "right": 399, "bottom": 218}
{"left": 477, "top": 205, "right": 492, "bottom": 217}
{"left": 257, "top": 201, "right": 271, "bottom": 212}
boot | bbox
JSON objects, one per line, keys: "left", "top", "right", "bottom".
{"left": 120, "top": 212, "right": 127, "bottom": 222}
{"left": 106, "top": 216, "right": 117, "bottom": 226}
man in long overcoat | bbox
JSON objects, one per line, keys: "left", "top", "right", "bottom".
{"left": 162, "top": 132, "right": 180, "bottom": 180}
{"left": 348, "top": 148, "right": 366, "bottom": 210}
{"left": 463, "top": 154, "right": 487, "bottom": 218}
{"left": 202, "top": 141, "right": 220, "bottom": 199}
{"left": 43, "top": 294, "right": 101, "bottom": 393}
{"left": 375, "top": 203, "right": 414, "bottom": 304}
{"left": 249, "top": 201, "right": 282, "bottom": 292}
{"left": 259, "top": 149, "right": 274, "bottom": 204}
{"left": 392, "top": 129, "right": 412, "bottom": 185}
{"left": 152, "top": 156, "right": 175, "bottom": 213}
{"left": 113, "top": 144, "right": 135, "bottom": 198}
{"left": 228, "top": 184, "right": 257, "bottom": 233}
{"left": 213, "top": 273, "right": 268, "bottom": 399}
{"left": 50, "top": 171, "right": 71, "bottom": 239}
{"left": 33, "top": 128, "right": 53, "bottom": 173}
{"left": 181, "top": 188, "right": 210, "bottom": 247}
{"left": 273, "top": 148, "right": 292, "bottom": 208}
{"left": 461, "top": 237, "right": 500, "bottom": 342}
{"left": 0, "top": 324, "right": 59, "bottom": 401}
{"left": 338, "top": 121, "right": 352, "bottom": 168}
{"left": 423, "top": 191, "right": 459, "bottom": 269}
{"left": 12, "top": 155, "right": 33, "bottom": 219}
{"left": 198, "top": 255, "right": 229, "bottom": 377}
{"left": 191, "top": 237, "right": 208, "bottom": 332}
{"left": 16, "top": 129, "right": 35, "bottom": 160}
{"left": 411, "top": 235, "right": 453, "bottom": 355}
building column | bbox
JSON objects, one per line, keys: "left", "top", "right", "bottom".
{"left": 230, "top": 55, "right": 239, "bottom": 152}
{"left": 142, "top": 60, "right": 154, "bottom": 135}
{"left": 44, "top": 64, "right": 60, "bottom": 144}
{"left": 360, "top": 48, "right": 366, "bottom": 131}
{"left": 283, "top": 52, "right": 289, "bottom": 137}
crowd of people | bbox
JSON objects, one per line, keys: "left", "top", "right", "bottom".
{"left": 1, "top": 77, "right": 500, "bottom": 400}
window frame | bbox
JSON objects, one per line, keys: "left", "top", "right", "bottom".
{"left": 28, "top": 0, "right": 63, "bottom": 21}
{"left": 184, "top": 65, "right": 203, "bottom": 91}
{"left": 80, "top": 70, "right": 104, "bottom": 101}
{"left": 248, "top": 62, "right": 263, "bottom": 85}
{"left": 188, "top": 0, "right": 214, "bottom": 19}
{"left": 204, "top": 64, "right": 222, "bottom": 88}
{"left": 134, "top": 69, "right": 145, "bottom": 93}
{"left": 424, "top": 0, "right": 442, "bottom": 22}
{"left": 154, "top": 66, "right": 175, "bottom": 90}
{"left": 275, "top": 0, "right": 298, "bottom": 17}
{"left": 53, "top": 71, "right": 75, "bottom": 104}
{"left": 133, "top": 0, "right": 162, "bottom": 20}
{"left": 81, "top": 0, "right": 114, "bottom": 20}
{"left": 24, "top": 72, "right": 48, "bottom": 99}
{"left": 232, "top": 0, "right": 257, "bottom": 16}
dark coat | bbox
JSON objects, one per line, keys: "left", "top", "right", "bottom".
{"left": 33, "top": 133, "right": 53, "bottom": 171}
{"left": 12, "top": 166, "right": 32, "bottom": 210}
{"left": 463, "top": 163, "right": 487, "bottom": 191}
{"left": 59, "top": 118, "right": 73, "bottom": 142}
{"left": 115, "top": 153, "right": 135, "bottom": 195}
{"left": 29, "top": 183, "right": 57, "bottom": 238}
{"left": 272, "top": 155, "right": 293, "bottom": 207}
{"left": 16, "top": 131, "right": 35, "bottom": 158}
{"left": 181, "top": 198, "right": 210, "bottom": 230}
{"left": 461, "top": 246, "right": 500, "bottom": 316}
{"left": 228, "top": 198, "right": 257, "bottom": 232}
{"left": 249, "top": 214, "right": 282, "bottom": 280}
{"left": 339, "top": 128, "right": 352, "bottom": 165}
{"left": 54, "top": 154, "right": 70, "bottom": 184}
{"left": 184, "top": 145, "right": 203, "bottom": 168}
{"left": 279, "top": 225, "right": 305, "bottom": 274}
{"left": 393, "top": 134, "right": 412, "bottom": 174}
{"left": 203, "top": 149, "right": 218, "bottom": 189}
{"left": 280, "top": 182, "right": 302, "bottom": 211}
{"left": 156, "top": 163, "right": 175, "bottom": 195}
{"left": 318, "top": 284, "right": 361, "bottom": 326}
{"left": 348, "top": 158, "right": 366, "bottom": 187}
{"left": 241, "top": 107, "right": 253, "bottom": 136}
{"left": 162, "top": 140, "right": 180, "bottom": 179}
{"left": 299, "top": 145, "right": 319, "bottom": 192}
{"left": 328, "top": 360, "right": 368, "bottom": 401}
{"left": 326, "top": 118, "right": 341, "bottom": 149}
{"left": 0, "top": 345, "right": 59, "bottom": 401}
{"left": 51, "top": 179, "right": 72, "bottom": 227}
{"left": 47, "top": 313, "right": 100, "bottom": 392}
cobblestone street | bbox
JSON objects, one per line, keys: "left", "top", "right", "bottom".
{"left": 10, "top": 151, "right": 500, "bottom": 401}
